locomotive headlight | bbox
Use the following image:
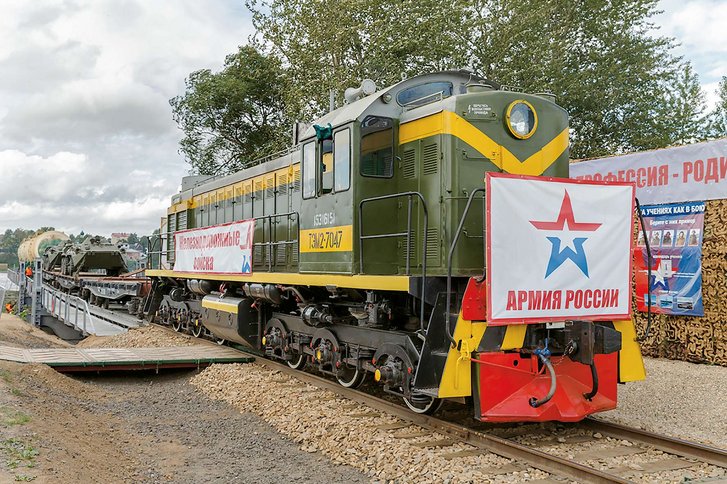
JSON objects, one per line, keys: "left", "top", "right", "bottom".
{"left": 506, "top": 100, "right": 538, "bottom": 139}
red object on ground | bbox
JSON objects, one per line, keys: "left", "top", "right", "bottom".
{"left": 472, "top": 352, "right": 618, "bottom": 422}
{"left": 461, "top": 277, "right": 487, "bottom": 321}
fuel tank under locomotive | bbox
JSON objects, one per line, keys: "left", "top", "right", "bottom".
{"left": 200, "top": 295, "right": 260, "bottom": 347}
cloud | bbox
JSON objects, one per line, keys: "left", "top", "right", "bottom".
{"left": 654, "top": 0, "right": 727, "bottom": 109}
{"left": 0, "top": 0, "right": 254, "bottom": 236}
{"left": 0, "top": 149, "right": 175, "bottom": 234}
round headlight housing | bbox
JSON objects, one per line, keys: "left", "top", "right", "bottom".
{"left": 506, "top": 100, "right": 538, "bottom": 139}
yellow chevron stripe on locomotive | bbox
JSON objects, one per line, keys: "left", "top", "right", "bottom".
{"left": 399, "top": 111, "right": 569, "bottom": 176}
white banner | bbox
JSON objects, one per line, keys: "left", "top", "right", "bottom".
{"left": 173, "top": 220, "right": 254, "bottom": 274}
{"left": 570, "top": 138, "right": 727, "bottom": 205}
{"left": 486, "top": 174, "right": 633, "bottom": 323}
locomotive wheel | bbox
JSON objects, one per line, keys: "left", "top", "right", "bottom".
{"left": 158, "top": 300, "right": 172, "bottom": 326}
{"left": 336, "top": 365, "right": 366, "bottom": 388}
{"left": 403, "top": 394, "right": 443, "bottom": 415}
{"left": 171, "top": 314, "right": 182, "bottom": 332}
{"left": 287, "top": 352, "right": 306, "bottom": 370}
{"left": 191, "top": 320, "right": 203, "bottom": 338}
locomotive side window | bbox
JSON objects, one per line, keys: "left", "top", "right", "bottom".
{"left": 360, "top": 116, "right": 393, "bottom": 178}
{"left": 396, "top": 81, "right": 453, "bottom": 108}
{"left": 321, "top": 138, "right": 334, "bottom": 193}
{"left": 334, "top": 128, "right": 351, "bottom": 191}
{"left": 302, "top": 141, "right": 316, "bottom": 199}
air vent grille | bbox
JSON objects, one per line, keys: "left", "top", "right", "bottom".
{"left": 422, "top": 143, "right": 439, "bottom": 175}
{"left": 402, "top": 149, "right": 416, "bottom": 179}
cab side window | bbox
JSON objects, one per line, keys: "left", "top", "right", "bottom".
{"left": 360, "top": 116, "right": 393, "bottom": 178}
{"left": 302, "top": 141, "right": 316, "bottom": 199}
{"left": 334, "top": 128, "right": 351, "bottom": 192}
{"left": 302, "top": 127, "right": 352, "bottom": 198}
{"left": 321, "top": 138, "right": 333, "bottom": 193}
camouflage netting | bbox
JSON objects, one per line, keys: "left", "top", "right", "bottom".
{"left": 634, "top": 199, "right": 727, "bottom": 366}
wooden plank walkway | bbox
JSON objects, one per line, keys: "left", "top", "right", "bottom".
{"left": 0, "top": 345, "right": 254, "bottom": 372}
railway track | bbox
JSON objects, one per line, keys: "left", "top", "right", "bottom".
{"left": 126, "top": 322, "right": 727, "bottom": 482}
{"left": 235, "top": 347, "right": 726, "bottom": 483}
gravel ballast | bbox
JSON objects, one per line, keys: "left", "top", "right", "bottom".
{"left": 76, "top": 325, "right": 196, "bottom": 348}
{"left": 598, "top": 357, "right": 727, "bottom": 448}
{"left": 191, "top": 364, "right": 550, "bottom": 483}
{"left": 40, "top": 325, "right": 727, "bottom": 482}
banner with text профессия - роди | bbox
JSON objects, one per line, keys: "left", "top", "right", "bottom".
{"left": 173, "top": 220, "right": 254, "bottom": 274}
{"left": 635, "top": 202, "right": 704, "bottom": 316}
{"left": 486, "top": 173, "right": 634, "bottom": 324}
{"left": 570, "top": 138, "right": 727, "bottom": 205}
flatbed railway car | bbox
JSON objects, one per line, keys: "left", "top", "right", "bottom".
{"left": 144, "top": 70, "right": 645, "bottom": 421}
{"left": 39, "top": 237, "right": 149, "bottom": 315}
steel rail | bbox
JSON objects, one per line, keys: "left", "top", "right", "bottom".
{"left": 149, "top": 323, "right": 726, "bottom": 482}
{"left": 583, "top": 418, "right": 727, "bottom": 468}
{"left": 242, "top": 354, "right": 628, "bottom": 484}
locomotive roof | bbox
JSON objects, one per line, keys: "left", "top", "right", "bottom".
{"left": 300, "top": 70, "right": 496, "bottom": 140}
{"left": 173, "top": 70, "right": 497, "bottom": 204}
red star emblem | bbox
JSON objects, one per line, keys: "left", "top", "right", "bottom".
{"left": 530, "top": 190, "right": 602, "bottom": 231}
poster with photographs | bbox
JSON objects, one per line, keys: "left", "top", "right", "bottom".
{"left": 635, "top": 201, "right": 705, "bottom": 316}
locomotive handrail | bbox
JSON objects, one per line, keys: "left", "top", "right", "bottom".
{"left": 359, "top": 192, "right": 428, "bottom": 332}
{"left": 187, "top": 147, "right": 299, "bottom": 190}
{"left": 144, "top": 235, "right": 170, "bottom": 270}
{"left": 253, "top": 211, "right": 300, "bottom": 272}
{"left": 445, "top": 187, "right": 486, "bottom": 348}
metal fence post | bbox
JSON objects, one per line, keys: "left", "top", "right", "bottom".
{"left": 30, "top": 259, "right": 42, "bottom": 326}
{"left": 17, "top": 262, "right": 26, "bottom": 313}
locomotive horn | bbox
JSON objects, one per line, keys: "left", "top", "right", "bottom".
{"left": 344, "top": 79, "right": 377, "bottom": 104}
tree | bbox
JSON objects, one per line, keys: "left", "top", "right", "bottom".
{"left": 706, "top": 76, "right": 727, "bottom": 138}
{"left": 247, "top": 0, "right": 705, "bottom": 159}
{"left": 453, "top": 0, "right": 699, "bottom": 157}
{"left": 170, "top": 45, "right": 291, "bottom": 176}
{"left": 247, "top": 0, "right": 466, "bottom": 120}
{"left": 0, "top": 227, "right": 56, "bottom": 266}
{"left": 67, "top": 232, "right": 86, "bottom": 243}
{"left": 660, "top": 63, "right": 709, "bottom": 145}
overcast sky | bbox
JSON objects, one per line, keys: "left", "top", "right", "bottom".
{"left": 0, "top": 0, "right": 724, "bottom": 237}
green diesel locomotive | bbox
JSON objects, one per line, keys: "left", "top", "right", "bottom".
{"left": 146, "top": 70, "right": 645, "bottom": 421}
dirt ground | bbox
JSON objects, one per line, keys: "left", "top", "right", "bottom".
{"left": 0, "top": 314, "right": 367, "bottom": 483}
{"left": 1, "top": 312, "right": 725, "bottom": 482}
{"left": 0, "top": 313, "right": 70, "bottom": 349}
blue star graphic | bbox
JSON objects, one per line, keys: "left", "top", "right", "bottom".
{"left": 649, "top": 259, "right": 669, "bottom": 290}
{"left": 530, "top": 191, "right": 601, "bottom": 279}
{"left": 544, "top": 237, "right": 590, "bottom": 278}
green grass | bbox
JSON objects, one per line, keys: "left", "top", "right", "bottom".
{"left": 2, "top": 439, "right": 38, "bottom": 461}
{"left": 4, "top": 413, "right": 30, "bottom": 426}
{"left": 0, "top": 407, "right": 31, "bottom": 426}
{"left": 2, "top": 438, "right": 39, "bottom": 477}
{"left": 0, "top": 370, "right": 26, "bottom": 397}
{"left": 0, "top": 370, "right": 11, "bottom": 384}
